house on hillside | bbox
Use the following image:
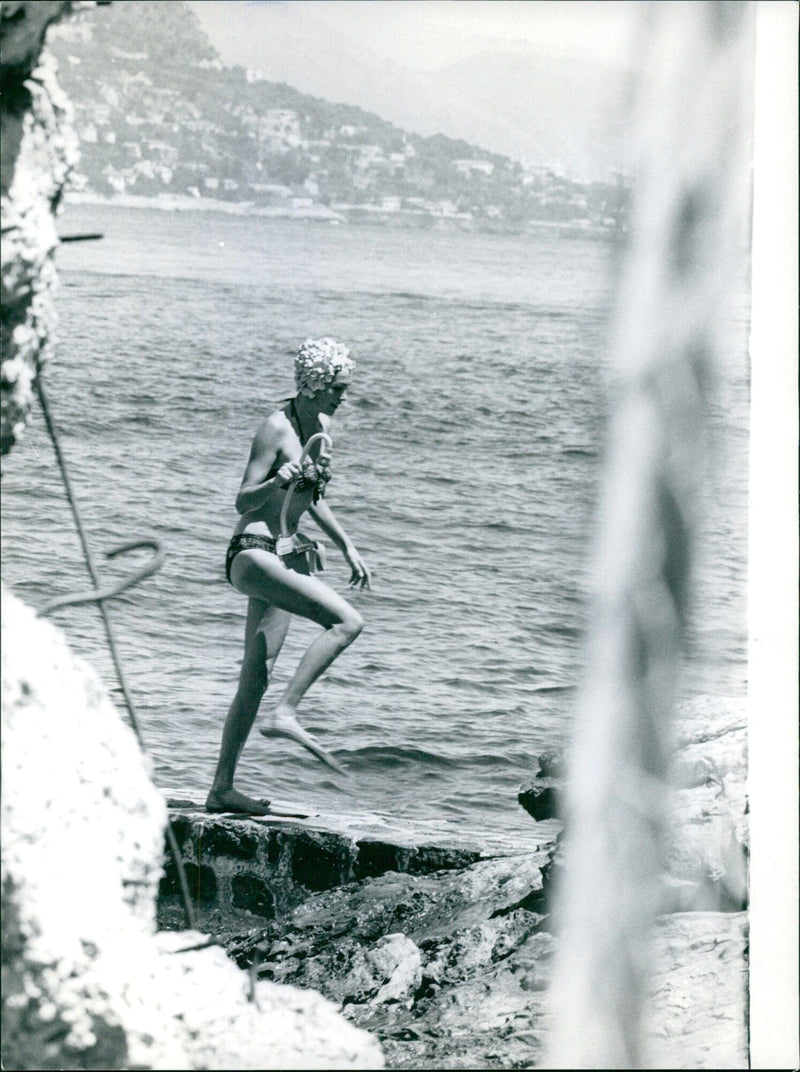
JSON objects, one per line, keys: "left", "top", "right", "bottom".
{"left": 102, "top": 167, "right": 126, "bottom": 193}
{"left": 87, "top": 102, "right": 112, "bottom": 125}
{"left": 454, "top": 159, "right": 494, "bottom": 177}
{"left": 146, "top": 140, "right": 179, "bottom": 165}
{"left": 521, "top": 165, "right": 556, "bottom": 187}
{"left": 109, "top": 45, "right": 149, "bottom": 62}
{"left": 134, "top": 160, "right": 172, "bottom": 185}
{"left": 355, "top": 146, "right": 389, "bottom": 169}
{"left": 405, "top": 197, "right": 435, "bottom": 213}
{"left": 259, "top": 109, "right": 301, "bottom": 145}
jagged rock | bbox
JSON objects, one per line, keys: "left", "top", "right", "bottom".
{"left": 663, "top": 696, "right": 748, "bottom": 911}
{"left": 343, "top": 934, "right": 423, "bottom": 1008}
{"left": 158, "top": 810, "right": 489, "bottom": 935}
{"left": 1, "top": 2, "right": 84, "bottom": 457}
{"left": 516, "top": 778, "right": 559, "bottom": 822}
{"left": 218, "top": 839, "right": 745, "bottom": 1069}
{"left": 536, "top": 749, "right": 566, "bottom": 779}
{"left": 1, "top": 586, "right": 384, "bottom": 1069}
{"left": 646, "top": 912, "right": 748, "bottom": 1069}
{"left": 224, "top": 851, "right": 553, "bottom": 1068}
{"left": 154, "top": 731, "right": 747, "bottom": 1067}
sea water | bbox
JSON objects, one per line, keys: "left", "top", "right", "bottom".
{"left": 1, "top": 203, "right": 749, "bottom": 846}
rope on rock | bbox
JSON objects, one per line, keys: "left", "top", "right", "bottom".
{"left": 34, "top": 377, "right": 197, "bottom": 933}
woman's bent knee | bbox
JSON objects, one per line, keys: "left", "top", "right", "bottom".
{"left": 335, "top": 610, "right": 364, "bottom": 645}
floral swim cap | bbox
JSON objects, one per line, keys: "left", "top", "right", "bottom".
{"left": 294, "top": 337, "right": 355, "bottom": 397}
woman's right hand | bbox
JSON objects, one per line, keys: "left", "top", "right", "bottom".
{"left": 276, "top": 460, "right": 303, "bottom": 488}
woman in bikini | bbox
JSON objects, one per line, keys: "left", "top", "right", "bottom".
{"left": 206, "top": 338, "right": 371, "bottom": 815}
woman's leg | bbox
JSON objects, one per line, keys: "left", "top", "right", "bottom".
{"left": 229, "top": 549, "right": 364, "bottom": 769}
{"left": 206, "top": 596, "right": 291, "bottom": 812}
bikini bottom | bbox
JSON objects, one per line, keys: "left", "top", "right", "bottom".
{"left": 225, "top": 532, "right": 325, "bottom": 584}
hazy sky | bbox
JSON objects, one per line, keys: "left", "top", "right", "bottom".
{"left": 184, "top": 0, "right": 641, "bottom": 176}
{"left": 187, "top": 0, "right": 640, "bottom": 72}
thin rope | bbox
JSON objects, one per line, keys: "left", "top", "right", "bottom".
{"left": 34, "top": 377, "right": 197, "bottom": 933}
{"left": 37, "top": 538, "right": 165, "bottom": 617}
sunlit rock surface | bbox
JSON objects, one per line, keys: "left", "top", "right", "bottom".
{"left": 157, "top": 803, "right": 552, "bottom": 934}
{"left": 519, "top": 695, "right": 748, "bottom": 913}
{"left": 1, "top": 587, "right": 384, "bottom": 1069}
{"left": 220, "top": 837, "right": 555, "bottom": 1069}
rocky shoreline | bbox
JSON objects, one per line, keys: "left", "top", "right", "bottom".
{"left": 2, "top": 574, "right": 749, "bottom": 1070}
{"left": 157, "top": 805, "right": 557, "bottom": 1068}
{"left": 518, "top": 695, "right": 749, "bottom": 915}
{"left": 158, "top": 693, "right": 748, "bottom": 1070}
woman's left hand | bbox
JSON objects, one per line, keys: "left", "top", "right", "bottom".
{"left": 345, "top": 546, "right": 371, "bottom": 590}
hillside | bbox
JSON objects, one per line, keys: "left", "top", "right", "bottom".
{"left": 48, "top": 1, "right": 626, "bottom": 233}
{"left": 185, "top": 0, "right": 630, "bottom": 182}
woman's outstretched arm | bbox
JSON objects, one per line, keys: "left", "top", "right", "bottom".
{"left": 308, "top": 499, "right": 371, "bottom": 589}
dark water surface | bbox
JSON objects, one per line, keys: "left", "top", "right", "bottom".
{"left": 1, "top": 203, "right": 749, "bottom": 845}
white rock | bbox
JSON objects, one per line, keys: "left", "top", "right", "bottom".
{"left": 1, "top": 586, "right": 383, "bottom": 1069}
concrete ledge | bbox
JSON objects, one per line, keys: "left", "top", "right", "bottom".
{"left": 158, "top": 806, "right": 503, "bottom": 934}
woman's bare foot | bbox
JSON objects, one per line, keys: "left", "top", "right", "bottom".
{"left": 206, "top": 787, "right": 272, "bottom": 815}
{"left": 259, "top": 707, "right": 345, "bottom": 775}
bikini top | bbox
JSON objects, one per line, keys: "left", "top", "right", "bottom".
{"left": 267, "top": 400, "right": 333, "bottom": 503}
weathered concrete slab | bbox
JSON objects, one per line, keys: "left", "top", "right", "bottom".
{"left": 158, "top": 803, "right": 555, "bottom": 935}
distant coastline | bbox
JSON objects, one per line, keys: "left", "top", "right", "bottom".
{"left": 51, "top": 3, "right": 629, "bottom": 244}
{"left": 64, "top": 189, "right": 345, "bottom": 221}
{"left": 64, "top": 190, "right": 622, "bottom": 240}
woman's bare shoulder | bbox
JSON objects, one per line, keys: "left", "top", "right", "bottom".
{"left": 250, "top": 408, "right": 291, "bottom": 452}
{"left": 259, "top": 406, "right": 293, "bottom": 436}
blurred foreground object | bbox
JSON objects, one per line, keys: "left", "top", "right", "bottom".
{"left": 746, "top": 1, "right": 799, "bottom": 1067}
{"left": 543, "top": 3, "right": 755, "bottom": 1067}
{"left": 1, "top": 587, "right": 384, "bottom": 1069}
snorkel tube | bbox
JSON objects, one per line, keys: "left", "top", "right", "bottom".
{"left": 276, "top": 432, "right": 333, "bottom": 557}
